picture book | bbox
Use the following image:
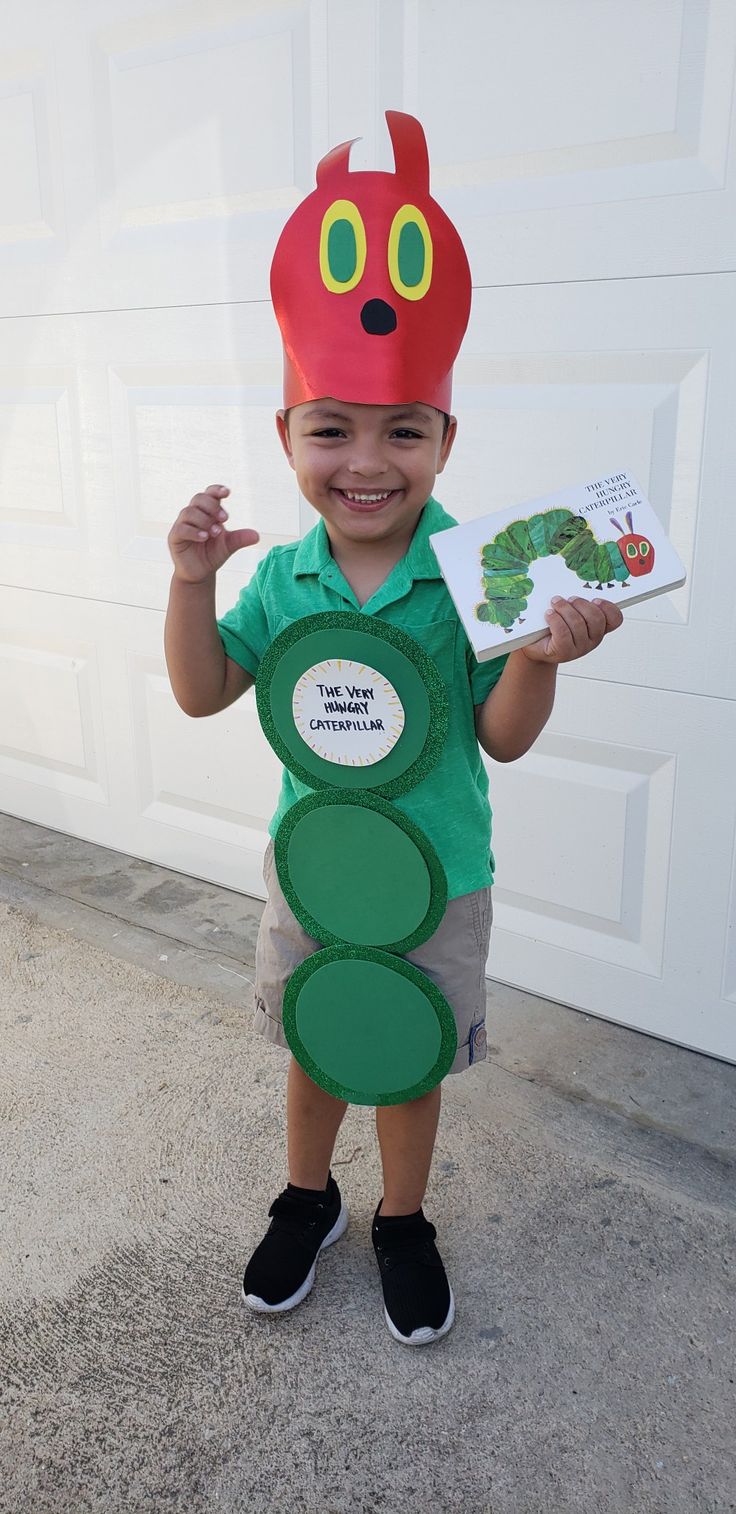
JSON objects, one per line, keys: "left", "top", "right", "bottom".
{"left": 429, "top": 471, "right": 687, "bottom": 660}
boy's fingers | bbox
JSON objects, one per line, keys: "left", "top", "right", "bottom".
{"left": 182, "top": 505, "right": 223, "bottom": 530}
{"left": 545, "top": 598, "right": 588, "bottom": 652}
{"left": 225, "top": 527, "right": 260, "bottom": 552}
{"left": 569, "top": 597, "right": 607, "bottom": 642}
{"left": 189, "top": 495, "right": 228, "bottom": 521}
{"left": 593, "top": 598, "right": 624, "bottom": 632}
{"left": 542, "top": 610, "right": 575, "bottom": 657}
{"left": 174, "top": 523, "right": 215, "bottom": 543}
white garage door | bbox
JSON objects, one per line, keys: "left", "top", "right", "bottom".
{"left": 1, "top": 0, "right": 735, "bottom": 1060}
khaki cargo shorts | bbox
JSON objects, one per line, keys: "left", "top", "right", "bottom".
{"left": 253, "top": 839, "right": 492, "bottom": 1079}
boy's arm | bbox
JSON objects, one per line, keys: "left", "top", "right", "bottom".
{"left": 165, "top": 576, "right": 253, "bottom": 716}
{"left": 475, "top": 595, "right": 623, "bottom": 763}
{"left": 164, "top": 484, "right": 259, "bottom": 718}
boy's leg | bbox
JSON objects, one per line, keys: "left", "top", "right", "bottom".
{"left": 374, "top": 1084, "right": 442, "bottom": 1214}
{"left": 242, "top": 1057, "right": 348, "bottom": 1313}
{"left": 372, "top": 1084, "right": 452, "bottom": 1345}
{"left": 287, "top": 1056, "right": 348, "bottom": 1189}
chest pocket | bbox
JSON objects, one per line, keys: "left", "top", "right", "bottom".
{"left": 393, "top": 615, "right": 459, "bottom": 692}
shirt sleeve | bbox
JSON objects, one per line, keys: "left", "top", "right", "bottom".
{"left": 216, "top": 556, "right": 271, "bottom": 676}
{"left": 467, "top": 642, "right": 509, "bottom": 705}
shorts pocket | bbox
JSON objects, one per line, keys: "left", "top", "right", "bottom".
{"left": 262, "top": 836, "right": 276, "bottom": 888}
{"left": 470, "top": 887, "right": 493, "bottom": 956}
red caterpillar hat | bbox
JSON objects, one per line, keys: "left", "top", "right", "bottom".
{"left": 270, "top": 111, "right": 472, "bottom": 412}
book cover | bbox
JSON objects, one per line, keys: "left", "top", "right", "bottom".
{"left": 429, "top": 471, "right": 687, "bottom": 660}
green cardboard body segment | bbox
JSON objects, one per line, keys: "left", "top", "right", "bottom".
{"left": 255, "top": 612, "right": 449, "bottom": 799}
{"left": 283, "top": 946, "right": 458, "bottom": 1105}
{"left": 274, "top": 791, "right": 448, "bottom": 953}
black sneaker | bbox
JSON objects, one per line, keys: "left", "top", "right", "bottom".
{"left": 372, "top": 1204, "right": 455, "bottom": 1346}
{"left": 242, "top": 1173, "right": 347, "bottom": 1313}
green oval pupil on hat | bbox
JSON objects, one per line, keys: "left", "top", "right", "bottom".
{"left": 397, "top": 221, "right": 425, "bottom": 287}
{"left": 328, "top": 219, "right": 357, "bottom": 283}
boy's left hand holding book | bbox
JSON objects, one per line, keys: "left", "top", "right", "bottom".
{"left": 476, "top": 594, "right": 623, "bottom": 762}
{"left": 521, "top": 595, "right": 623, "bottom": 664}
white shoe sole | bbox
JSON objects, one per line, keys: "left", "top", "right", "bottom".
{"left": 384, "top": 1286, "right": 455, "bottom": 1346}
{"left": 242, "top": 1201, "right": 348, "bottom": 1314}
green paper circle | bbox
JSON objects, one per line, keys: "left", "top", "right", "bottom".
{"left": 283, "top": 946, "right": 458, "bottom": 1105}
{"left": 275, "top": 791, "right": 448, "bottom": 953}
{"left": 255, "top": 613, "right": 448, "bottom": 798}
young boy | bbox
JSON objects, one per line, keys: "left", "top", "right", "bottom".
{"left": 164, "top": 115, "right": 623, "bottom": 1347}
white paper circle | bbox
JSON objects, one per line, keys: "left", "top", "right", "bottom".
{"left": 292, "top": 659, "right": 405, "bottom": 766}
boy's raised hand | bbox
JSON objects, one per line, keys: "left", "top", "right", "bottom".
{"left": 522, "top": 595, "right": 623, "bottom": 664}
{"left": 168, "top": 485, "right": 260, "bottom": 583}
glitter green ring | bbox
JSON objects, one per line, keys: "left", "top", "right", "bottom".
{"left": 255, "top": 612, "right": 449, "bottom": 799}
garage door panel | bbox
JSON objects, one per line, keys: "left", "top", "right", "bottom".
{"left": 0, "top": 302, "right": 292, "bottom": 608}
{"left": 0, "top": 612, "right": 109, "bottom": 807}
{"left": 93, "top": 11, "right": 300, "bottom": 238}
{"left": 489, "top": 736, "right": 675, "bottom": 978}
{"left": 488, "top": 678, "right": 736, "bottom": 1060}
{"left": 0, "top": 589, "right": 281, "bottom": 897}
{"left": 0, "top": 0, "right": 329, "bottom": 317}
{"left": 0, "top": 40, "right": 65, "bottom": 256}
{"left": 414, "top": 0, "right": 696, "bottom": 177}
{"left": 109, "top": 373, "right": 295, "bottom": 562}
{"left": 0, "top": 374, "right": 81, "bottom": 539}
{"left": 396, "top": 0, "right": 736, "bottom": 282}
{"left": 133, "top": 662, "right": 281, "bottom": 883}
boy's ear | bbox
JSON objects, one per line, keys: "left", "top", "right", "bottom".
{"left": 436, "top": 414, "right": 458, "bottom": 473}
{"left": 275, "top": 409, "right": 296, "bottom": 469}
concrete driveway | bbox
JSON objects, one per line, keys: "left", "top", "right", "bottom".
{"left": 1, "top": 816, "right": 734, "bottom": 1514}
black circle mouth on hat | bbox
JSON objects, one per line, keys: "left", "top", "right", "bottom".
{"left": 360, "top": 299, "right": 397, "bottom": 335}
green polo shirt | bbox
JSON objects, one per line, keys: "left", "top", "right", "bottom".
{"left": 217, "top": 496, "right": 508, "bottom": 899}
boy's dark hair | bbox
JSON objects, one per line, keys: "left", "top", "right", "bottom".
{"left": 283, "top": 407, "right": 451, "bottom": 436}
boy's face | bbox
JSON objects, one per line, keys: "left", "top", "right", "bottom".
{"left": 276, "top": 399, "right": 456, "bottom": 551}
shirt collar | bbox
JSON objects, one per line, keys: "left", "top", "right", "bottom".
{"left": 292, "top": 495, "right": 453, "bottom": 583}
{"left": 403, "top": 496, "right": 452, "bottom": 580}
{"left": 293, "top": 517, "right": 333, "bottom": 577}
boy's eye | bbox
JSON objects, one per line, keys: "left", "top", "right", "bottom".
{"left": 309, "top": 426, "right": 423, "bottom": 439}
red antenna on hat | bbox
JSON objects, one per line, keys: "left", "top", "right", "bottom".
{"left": 316, "top": 137, "right": 359, "bottom": 187}
{"left": 386, "top": 110, "right": 430, "bottom": 191}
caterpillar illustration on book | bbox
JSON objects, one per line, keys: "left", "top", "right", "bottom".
{"left": 476, "top": 508, "right": 655, "bottom": 634}
{"left": 255, "top": 613, "right": 457, "bottom": 1106}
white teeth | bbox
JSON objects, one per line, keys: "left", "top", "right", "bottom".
{"left": 341, "top": 489, "right": 393, "bottom": 502}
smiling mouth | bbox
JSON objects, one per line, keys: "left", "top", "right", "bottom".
{"left": 333, "top": 488, "right": 401, "bottom": 511}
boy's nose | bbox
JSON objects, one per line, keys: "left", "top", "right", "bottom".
{"left": 347, "top": 455, "right": 389, "bottom": 477}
